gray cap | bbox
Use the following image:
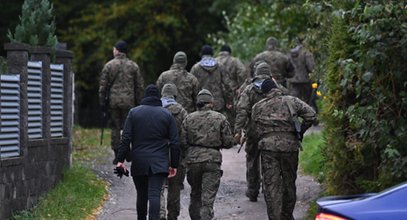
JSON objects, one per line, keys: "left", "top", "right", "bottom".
{"left": 255, "top": 62, "right": 271, "bottom": 76}
{"left": 197, "top": 89, "right": 213, "bottom": 103}
{"left": 173, "top": 51, "right": 187, "bottom": 66}
{"left": 161, "top": 83, "right": 178, "bottom": 99}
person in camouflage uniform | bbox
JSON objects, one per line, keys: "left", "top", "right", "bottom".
{"left": 190, "top": 45, "right": 233, "bottom": 113}
{"left": 181, "top": 89, "right": 234, "bottom": 220}
{"left": 287, "top": 43, "right": 317, "bottom": 111}
{"left": 156, "top": 51, "right": 200, "bottom": 113}
{"left": 159, "top": 83, "right": 188, "bottom": 220}
{"left": 249, "top": 37, "right": 295, "bottom": 87}
{"left": 234, "top": 62, "right": 276, "bottom": 202}
{"left": 251, "top": 80, "right": 316, "bottom": 220}
{"left": 99, "top": 40, "right": 144, "bottom": 164}
{"left": 215, "top": 44, "right": 249, "bottom": 131}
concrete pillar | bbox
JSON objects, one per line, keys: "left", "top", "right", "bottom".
{"left": 4, "top": 43, "right": 30, "bottom": 157}
{"left": 55, "top": 49, "right": 74, "bottom": 167}
{"left": 30, "top": 47, "right": 52, "bottom": 140}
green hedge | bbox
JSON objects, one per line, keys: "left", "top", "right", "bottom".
{"left": 322, "top": 1, "right": 407, "bottom": 193}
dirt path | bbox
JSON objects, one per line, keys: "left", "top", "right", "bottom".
{"left": 93, "top": 126, "right": 323, "bottom": 220}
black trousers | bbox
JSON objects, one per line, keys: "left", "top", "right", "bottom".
{"left": 133, "top": 173, "right": 167, "bottom": 220}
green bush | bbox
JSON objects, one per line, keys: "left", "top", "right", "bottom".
{"left": 7, "top": 0, "right": 57, "bottom": 48}
{"left": 322, "top": 1, "right": 407, "bottom": 193}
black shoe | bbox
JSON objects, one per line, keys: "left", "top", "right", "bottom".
{"left": 246, "top": 191, "right": 258, "bottom": 202}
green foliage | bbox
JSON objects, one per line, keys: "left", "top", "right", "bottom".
{"left": 12, "top": 165, "right": 106, "bottom": 220}
{"left": 211, "top": 1, "right": 310, "bottom": 62}
{"left": 7, "top": 0, "right": 57, "bottom": 48}
{"left": 322, "top": 1, "right": 407, "bottom": 194}
{"left": 299, "top": 132, "right": 325, "bottom": 181}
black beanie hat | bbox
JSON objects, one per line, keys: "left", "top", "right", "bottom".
{"left": 261, "top": 78, "right": 277, "bottom": 93}
{"left": 220, "top": 44, "right": 231, "bottom": 54}
{"left": 144, "top": 84, "right": 160, "bottom": 98}
{"left": 200, "top": 45, "right": 213, "bottom": 56}
{"left": 115, "top": 40, "right": 128, "bottom": 53}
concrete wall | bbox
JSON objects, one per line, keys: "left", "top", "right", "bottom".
{"left": 0, "top": 43, "right": 73, "bottom": 219}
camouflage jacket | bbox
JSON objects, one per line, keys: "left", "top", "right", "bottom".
{"left": 288, "top": 46, "right": 315, "bottom": 83}
{"left": 190, "top": 56, "right": 233, "bottom": 112}
{"left": 162, "top": 97, "right": 188, "bottom": 157}
{"left": 251, "top": 89, "right": 316, "bottom": 152}
{"left": 216, "top": 52, "right": 248, "bottom": 94}
{"left": 156, "top": 64, "right": 200, "bottom": 113}
{"left": 99, "top": 53, "right": 144, "bottom": 109}
{"left": 250, "top": 50, "right": 295, "bottom": 86}
{"left": 181, "top": 105, "right": 234, "bottom": 164}
{"left": 234, "top": 75, "right": 270, "bottom": 136}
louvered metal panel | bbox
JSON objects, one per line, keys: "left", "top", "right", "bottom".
{"left": 27, "top": 61, "right": 43, "bottom": 139}
{"left": 0, "top": 74, "right": 20, "bottom": 159}
{"left": 50, "top": 64, "right": 64, "bottom": 137}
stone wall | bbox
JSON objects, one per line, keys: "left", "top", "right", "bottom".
{"left": 0, "top": 43, "right": 73, "bottom": 219}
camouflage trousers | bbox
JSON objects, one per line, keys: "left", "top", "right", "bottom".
{"left": 224, "top": 106, "right": 236, "bottom": 132}
{"left": 160, "top": 161, "right": 186, "bottom": 220}
{"left": 110, "top": 107, "right": 131, "bottom": 150}
{"left": 261, "top": 150, "right": 298, "bottom": 220}
{"left": 245, "top": 136, "right": 261, "bottom": 198}
{"left": 287, "top": 82, "right": 312, "bottom": 105}
{"left": 187, "top": 162, "right": 223, "bottom": 220}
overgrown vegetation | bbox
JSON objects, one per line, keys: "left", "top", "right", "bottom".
{"left": 12, "top": 127, "right": 110, "bottom": 220}
{"left": 322, "top": 1, "right": 407, "bottom": 193}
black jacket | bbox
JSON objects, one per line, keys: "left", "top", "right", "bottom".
{"left": 117, "top": 96, "right": 180, "bottom": 176}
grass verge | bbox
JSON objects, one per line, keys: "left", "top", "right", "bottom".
{"left": 12, "top": 126, "right": 110, "bottom": 220}
{"left": 299, "top": 132, "right": 324, "bottom": 179}
{"left": 299, "top": 131, "right": 325, "bottom": 220}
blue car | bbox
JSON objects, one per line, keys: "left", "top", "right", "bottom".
{"left": 315, "top": 181, "right": 407, "bottom": 220}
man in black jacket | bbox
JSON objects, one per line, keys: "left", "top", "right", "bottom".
{"left": 116, "top": 84, "right": 180, "bottom": 220}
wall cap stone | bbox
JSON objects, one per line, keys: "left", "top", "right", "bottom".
{"left": 4, "top": 42, "right": 31, "bottom": 51}
{"left": 56, "top": 49, "right": 73, "bottom": 59}
{"left": 30, "top": 46, "right": 52, "bottom": 55}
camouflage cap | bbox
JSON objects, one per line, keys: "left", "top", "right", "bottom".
{"left": 255, "top": 62, "right": 272, "bottom": 76}
{"left": 197, "top": 89, "right": 213, "bottom": 103}
{"left": 161, "top": 83, "right": 178, "bottom": 98}
{"left": 173, "top": 51, "right": 187, "bottom": 66}
{"left": 266, "top": 37, "right": 279, "bottom": 50}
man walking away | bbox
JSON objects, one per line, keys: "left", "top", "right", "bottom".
{"left": 116, "top": 85, "right": 180, "bottom": 220}
{"left": 251, "top": 79, "right": 316, "bottom": 220}
{"left": 99, "top": 40, "right": 144, "bottom": 164}
{"left": 159, "top": 83, "right": 188, "bottom": 220}
{"left": 216, "top": 44, "right": 249, "bottom": 131}
{"left": 249, "top": 37, "right": 295, "bottom": 88}
{"left": 190, "top": 45, "right": 233, "bottom": 114}
{"left": 156, "top": 51, "right": 199, "bottom": 113}
{"left": 181, "top": 89, "right": 234, "bottom": 220}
